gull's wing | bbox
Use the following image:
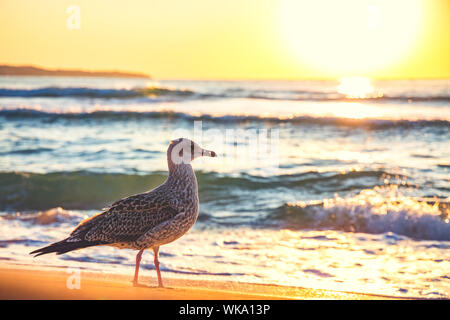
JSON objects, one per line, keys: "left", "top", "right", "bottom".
{"left": 30, "top": 191, "right": 179, "bottom": 257}
{"left": 70, "top": 192, "right": 179, "bottom": 243}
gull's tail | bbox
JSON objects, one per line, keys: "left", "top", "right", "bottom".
{"left": 30, "top": 238, "right": 103, "bottom": 257}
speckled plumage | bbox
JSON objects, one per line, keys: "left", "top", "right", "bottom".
{"left": 30, "top": 138, "right": 216, "bottom": 286}
{"left": 69, "top": 160, "right": 199, "bottom": 250}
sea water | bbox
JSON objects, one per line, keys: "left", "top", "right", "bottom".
{"left": 0, "top": 76, "right": 448, "bottom": 298}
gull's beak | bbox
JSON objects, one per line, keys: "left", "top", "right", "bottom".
{"left": 202, "top": 149, "right": 217, "bottom": 157}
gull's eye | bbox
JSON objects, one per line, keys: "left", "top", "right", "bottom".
{"left": 171, "top": 138, "right": 183, "bottom": 145}
{"left": 191, "top": 141, "right": 195, "bottom": 154}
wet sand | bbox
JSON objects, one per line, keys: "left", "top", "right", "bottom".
{"left": 0, "top": 265, "right": 398, "bottom": 300}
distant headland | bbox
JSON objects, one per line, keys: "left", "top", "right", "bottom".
{"left": 0, "top": 65, "right": 151, "bottom": 79}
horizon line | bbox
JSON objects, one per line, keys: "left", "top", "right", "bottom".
{"left": 1, "top": 63, "right": 449, "bottom": 81}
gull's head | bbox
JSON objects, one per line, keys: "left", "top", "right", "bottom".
{"left": 167, "top": 138, "right": 216, "bottom": 165}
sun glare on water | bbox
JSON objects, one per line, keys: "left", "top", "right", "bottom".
{"left": 337, "top": 77, "right": 376, "bottom": 99}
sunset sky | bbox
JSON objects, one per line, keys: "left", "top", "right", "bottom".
{"left": 0, "top": 0, "right": 449, "bottom": 80}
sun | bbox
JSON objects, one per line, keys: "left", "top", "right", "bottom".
{"left": 280, "top": 0, "right": 423, "bottom": 76}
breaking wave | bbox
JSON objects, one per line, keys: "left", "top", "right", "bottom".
{"left": 272, "top": 186, "right": 450, "bottom": 241}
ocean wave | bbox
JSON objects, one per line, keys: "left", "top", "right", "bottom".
{"left": 1, "top": 85, "right": 449, "bottom": 102}
{"left": 0, "top": 171, "right": 167, "bottom": 210}
{"left": 1, "top": 207, "right": 80, "bottom": 225}
{"left": 0, "top": 86, "right": 194, "bottom": 99}
{"left": 272, "top": 186, "right": 450, "bottom": 241}
{"left": 1, "top": 171, "right": 448, "bottom": 241}
{"left": 0, "top": 147, "right": 54, "bottom": 156}
{"left": 0, "top": 170, "right": 401, "bottom": 210}
{"left": 1, "top": 107, "right": 448, "bottom": 128}
{"left": 245, "top": 92, "right": 450, "bottom": 103}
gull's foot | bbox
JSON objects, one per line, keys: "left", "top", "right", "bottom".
{"left": 132, "top": 280, "right": 147, "bottom": 288}
{"left": 132, "top": 280, "right": 166, "bottom": 289}
{"left": 156, "top": 284, "right": 173, "bottom": 290}
{"left": 132, "top": 279, "right": 168, "bottom": 289}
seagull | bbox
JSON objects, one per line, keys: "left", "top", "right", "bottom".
{"left": 30, "top": 138, "right": 216, "bottom": 287}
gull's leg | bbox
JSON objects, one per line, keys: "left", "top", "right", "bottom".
{"left": 153, "top": 246, "right": 164, "bottom": 287}
{"left": 133, "top": 249, "right": 144, "bottom": 286}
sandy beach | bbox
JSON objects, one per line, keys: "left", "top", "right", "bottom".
{"left": 0, "top": 265, "right": 399, "bottom": 300}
